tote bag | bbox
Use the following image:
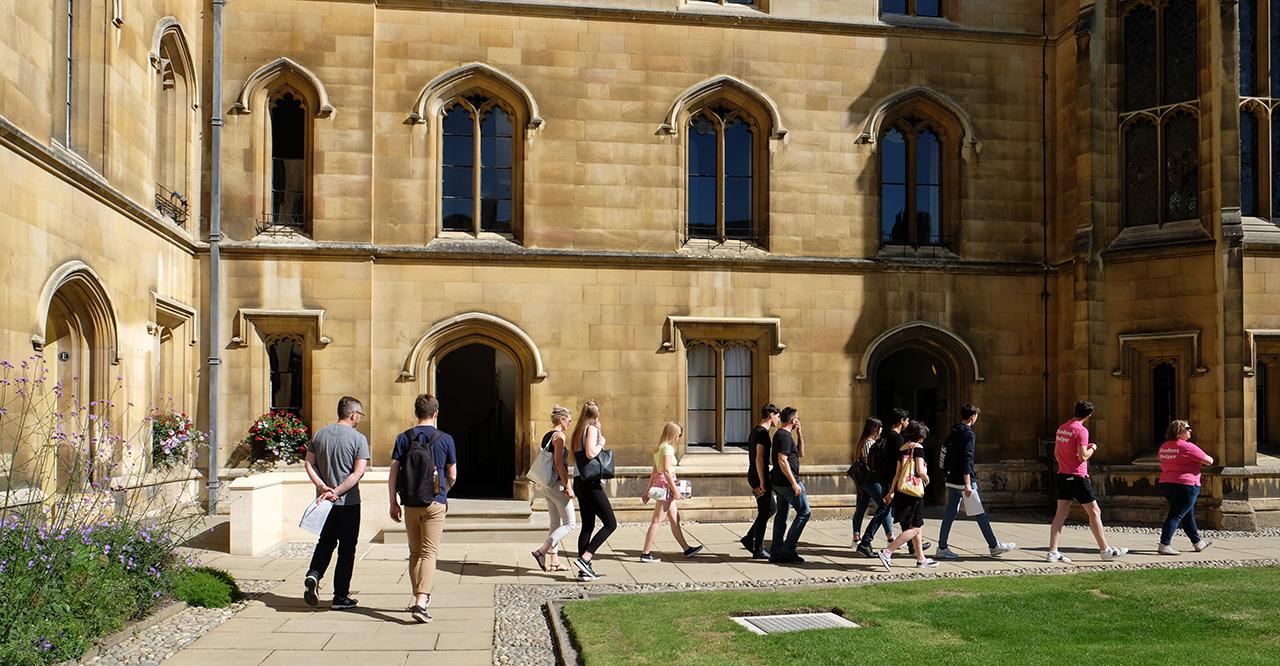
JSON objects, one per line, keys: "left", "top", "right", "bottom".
{"left": 893, "top": 445, "right": 926, "bottom": 498}
{"left": 527, "top": 439, "right": 558, "bottom": 487}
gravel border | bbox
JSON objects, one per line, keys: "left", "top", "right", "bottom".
{"left": 268, "top": 541, "right": 319, "bottom": 559}
{"left": 493, "top": 558, "right": 1280, "bottom": 666}
{"left": 77, "top": 579, "right": 278, "bottom": 666}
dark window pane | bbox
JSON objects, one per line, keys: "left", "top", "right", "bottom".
{"left": 268, "top": 338, "right": 304, "bottom": 414}
{"left": 724, "top": 119, "right": 752, "bottom": 178}
{"left": 481, "top": 136, "right": 513, "bottom": 167}
{"left": 481, "top": 197, "right": 512, "bottom": 233}
{"left": 1162, "top": 0, "right": 1198, "bottom": 104}
{"left": 1123, "top": 6, "right": 1158, "bottom": 111}
{"left": 443, "top": 165, "right": 474, "bottom": 198}
{"left": 916, "top": 130, "right": 940, "bottom": 185}
{"left": 1241, "top": 0, "right": 1257, "bottom": 96}
{"left": 481, "top": 166, "right": 511, "bottom": 199}
{"left": 725, "top": 177, "right": 752, "bottom": 237}
{"left": 1271, "top": 112, "right": 1280, "bottom": 218}
{"left": 1242, "top": 110, "right": 1259, "bottom": 217}
{"left": 1123, "top": 120, "right": 1159, "bottom": 227}
{"left": 689, "top": 117, "right": 717, "bottom": 176}
{"left": 481, "top": 106, "right": 513, "bottom": 137}
{"left": 882, "top": 183, "right": 907, "bottom": 243}
{"left": 1272, "top": 0, "right": 1280, "bottom": 95}
{"left": 442, "top": 104, "right": 474, "bottom": 168}
{"left": 1163, "top": 113, "right": 1199, "bottom": 222}
{"left": 881, "top": 128, "right": 907, "bottom": 185}
{"left": 269, "top": 93, "right": 307, "bottom": 224}
{"left": 916, "top": 184, "right": 941, "bottom": 245}
{"left": 883, "top": 0, "right": 907, "bottom": 14}
{"left": 1152, "top": 362, "right": 1177, "bottom": 446}
{"left": 442, "top": 198, "right": 473, "bottom": 231}
{"left": 916, "top": 0, "right": 941, "bottom": 17}
{"left": 688, "top": 175, "right": 717, "bottom": 235}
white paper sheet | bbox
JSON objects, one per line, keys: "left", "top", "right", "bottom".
{"left": 299, "top": 498, "right": 333, "bottom": 535}
{"left": 961, "top": 487, "right": 985, "bottom": 516}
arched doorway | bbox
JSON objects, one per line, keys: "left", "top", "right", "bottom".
{"left": 874, "top": 348, "right": 951, "bottom": 501}
{"left": 435, "top": 343, "right": 517, "bottom": 498}
{"left": 402, "top": 312, "right": 547, "bottom": 500}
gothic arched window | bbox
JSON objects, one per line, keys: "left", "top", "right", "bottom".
{"left": 687, "top": 103, "right": 761, "bottom": 243}
{"left": 1236, "top": 1, "right": 1280, "bottom": 220}
{"left": 877, "top": 100, "right": 961, "bottom": 249}
{"left": 440, "top": 94, "right": 515, "bottom": 235}
{"left": 1120, "top": 0, "right": 1200, "bottom": 227}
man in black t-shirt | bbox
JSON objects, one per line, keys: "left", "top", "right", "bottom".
{"left": 739, "top": 404, "right": 780, "bottom": 558}
{"left": 855, "top": 407, "right": 930, "bottom": 558}
{"left": 768, "top": 407, "right": 809, "bottom": 563}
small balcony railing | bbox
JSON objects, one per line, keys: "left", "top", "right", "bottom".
{"left": 154, "top": 184, "right": 189, "bottom": 227}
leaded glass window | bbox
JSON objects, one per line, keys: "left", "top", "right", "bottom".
{"left": 685, "top": 340, "right": 756, "bottom": 451}
{"left": 880, "top": 117, "right": 947, "bottom": 247}
{"left": 1120, "top": 0, "right": 1200, "bottom": 227}
{"left": 440, "top": 93, "right": 515, "bottom": 235}
{"left": 1242, "top": 110, "right": 1260, "bottom": 217}
{"left": 883, "top": 0, "right": 941, "bottom": 17}
{"left": 686, "top": 104, "right": 759, "bottom": 243}
{"left": 1236, "top": 2, "right": 1280, "bottom": 220}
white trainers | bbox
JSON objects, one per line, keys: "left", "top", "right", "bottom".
{"left": 1193, "top": 539, "right": 1213, "bottom": 552}
{"left": 1100, "top": 546, "right": 1129, "bottom": 561}
{"left": 916, "top": 557, "right": 939, "bottom": 568}
{"left": 878, "top": 549, "right": 893, "bottom": 572}
{"left": 935, "top": 547, "right": 959, "bottom": 560}
{"left": 1046, "top": 551, "right": 1073, "bottom": 563}
{"left": 989, "top": 542, "right": 1016, "bottom": 557}
{"left": 1157, "top": 543, "right": 1181, "bottom": 556}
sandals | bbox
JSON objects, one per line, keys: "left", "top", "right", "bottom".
{"left": 547, "top": 561, "right": 572, "bottom": 572}
{"left": 531, "top": 550, "right": 547, "bottom": 572}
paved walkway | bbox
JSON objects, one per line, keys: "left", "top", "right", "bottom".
{"left": 163, "top": 514, "right": 1280, "bottom": 665}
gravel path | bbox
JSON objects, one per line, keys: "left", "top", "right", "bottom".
{"left": 491, "top": 558, "right": 1280, "bottom": 665}
{"left": 267, "top": 541, "right": 318, "bottom": 559}
{"left": 78, "top": 580, "right": 277, "bottom": 666}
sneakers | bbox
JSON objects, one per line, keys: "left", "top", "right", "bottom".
{"left": 989, "top": 542, "right": 1016, "bottom": 557}
{"left": 878, "top": 549, "right": 893, "bottom": 572}
{"left": 907, "top": 540, "right": 932, "bottom": 556}
{"left": 409, "top": 605, "right": 432, "bottom": 624}
{"left": 1157, "top": 543, "right": 1181, "bottom": 555}
{"left": 751, "top": 549, "right": 770, "bottom": 560}
{"left": 1046, "top": 551, "right": 1073, "bottom": 563}
{"left": 916, "top": 558, "right": 939, "bottom": 568}
{"left": 855, "top": 543, "right": 876, "bottom": 559}
{"left": 574, "top": 557, "right": 601, "bottom": 580}
{"left": 1100, "top": 546, "right": 1129, "bottom": 561}
{"left": 331, "top": 595, "right": 358, "bottom": 610}
{"left": 683, "top": 545, "right": 704, "bottom": 558}
{"left": 1193, "top": 539, "right": 1213, "bottom": 552}
{"left": 303, "top": 573, "right": 319, "bottom": 607}
{"left": 531, "top": 550, "right": 547, "bottom": 572}
{"left": 738, "top": 535, "right": 754, "bottom": 553}
{"left": 935, "top": 547, "right": 959, "bottom": 560}
{"left": 639, "top": 552, "right": 659, "bottom": 563}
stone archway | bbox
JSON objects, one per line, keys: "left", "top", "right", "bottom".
{"left": 858, "top": 322, "right": 984, "bottom": 501}
{"left": 401, "top": 313, "right": 545, "bottom": 500}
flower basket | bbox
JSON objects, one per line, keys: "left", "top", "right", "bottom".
{"left": 150, "top": 410, "right": 206, "bottom": 470}
{"left": 246, "top": 410, "right": 309, "bottom": 465}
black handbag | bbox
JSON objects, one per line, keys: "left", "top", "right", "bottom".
{"left": 575, "top": 447, "right": 615, "bottom": 483}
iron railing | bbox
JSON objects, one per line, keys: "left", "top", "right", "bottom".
{"left": 154, "top": 184, "right": 189, "bottom": 227}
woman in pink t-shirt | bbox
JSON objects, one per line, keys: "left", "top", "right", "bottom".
{"left": 1157, "top": 419, "right": 1214, "bottom": 555}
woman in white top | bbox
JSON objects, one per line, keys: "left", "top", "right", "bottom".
{"left": 531, "top": 405, "right": 576, "bottom": 573}
{"left": 639, "top": 422, "right": 704, "bottom": 562}
{"left": 570, "top": 400, "right": 616, "bottom": 580}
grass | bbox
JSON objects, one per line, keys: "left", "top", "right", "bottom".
{"left": 561, "top": 567, "right": 1280, "bottom": 666}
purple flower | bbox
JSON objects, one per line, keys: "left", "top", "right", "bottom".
{"left": 103, "top": 544, "right": 111, "bottom": 555}
{"left": 27, "top": 560, "right": 35, "bottom": 569}
{"left": 35, "top": 637, "right": 54, "bottom": 652}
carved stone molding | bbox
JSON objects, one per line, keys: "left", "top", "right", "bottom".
{"left": 660, "top": 316, "right": 785, "bottom": 354}
{"left": 229, "top": 309, "right": 331, "bottom": 349}
{"left": 1111, "top": 330, "right": 1208, "bottom": 378}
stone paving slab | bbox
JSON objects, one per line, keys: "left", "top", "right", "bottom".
{"left": 166, "top": 516, "right": 1280, "bottom": 665}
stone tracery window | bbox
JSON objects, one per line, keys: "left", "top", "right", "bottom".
{"left": 154, "top": 28, "right": 195, "bottom": 227}
{"left": 686, "top": 341, "right": 755, "bottom": 450}
{"left": 1237, "top": 0, "right": 1280, "bottom": 220}
{"left": 877, "top": 99, "right": 961, "bottom": 249}
{"left": 686, "top": 103, "right": 763, "bottom": 243}
{"left": 440, "top": 93, "right": 516, "bottom": 235}
{"left": 1120, "top": 0, "right": 1200, "bottom": 228}
{"left": 266, "top": 335, "right": 305, "bottom": 417}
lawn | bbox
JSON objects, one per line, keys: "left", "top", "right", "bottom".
{"left": 561, "top": 567, "right": 1280, "bottom": 665}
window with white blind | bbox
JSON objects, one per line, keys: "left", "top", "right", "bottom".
{"left": 686, "top": 341, "right": 755, "bottom": 450}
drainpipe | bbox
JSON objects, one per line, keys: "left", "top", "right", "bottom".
{"left": 207, "top": 0, "right": 225, "bottom": 514}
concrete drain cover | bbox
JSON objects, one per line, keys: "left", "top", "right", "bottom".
{"left": 731, "top": 612, "right": 859, "bottom": 635}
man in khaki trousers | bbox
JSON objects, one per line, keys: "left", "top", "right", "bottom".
{"left": 388, "top": 394, "right": 457, "bottom": 624}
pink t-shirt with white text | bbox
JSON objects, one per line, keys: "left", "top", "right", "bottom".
{"left": 1158, "top": 440, "right": 1209, "bottom": 486}
{"left": 1055, "top": 419, "right": 1089, "bottom": 476}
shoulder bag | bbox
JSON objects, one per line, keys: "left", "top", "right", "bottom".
{"left": 574, "top": 427, "right": 615, "bottom": 483}
{"left": 526, "top": 432, "right": 559, "bottom": 487}
{"left": 894, "top": 444, "right": 926, "bottom": 498}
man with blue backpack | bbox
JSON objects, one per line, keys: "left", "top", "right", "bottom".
{"left": 388, "top": 394, "right": 457, "bottom": 624}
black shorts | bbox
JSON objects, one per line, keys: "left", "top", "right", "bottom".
{"left": 892, "top": 495, "right": 925, "bottom": 530}
{"left": 1055, "top": 473, "right": 1096, "bottom": 504}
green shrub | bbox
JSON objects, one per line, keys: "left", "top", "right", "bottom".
{"left": 174, "top": 567, "right": 238, "bottom": 608}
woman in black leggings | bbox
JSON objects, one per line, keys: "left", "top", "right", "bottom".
{"left": 570, "top": 400, "right": 615, "bottom": 580}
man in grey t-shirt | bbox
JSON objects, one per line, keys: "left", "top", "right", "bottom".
{"left": 303, "top": 396, "right": 370, "bottom": 610}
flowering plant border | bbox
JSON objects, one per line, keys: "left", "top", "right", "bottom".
{"left": 149, "top": 410, "right": 206, "bottom": 470}
{"left": 246, "top": 410, "right": 308, "bottom": 464}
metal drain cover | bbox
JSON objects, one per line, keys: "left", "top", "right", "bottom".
{"left": 731, "top": 612, "right": 859, "bottom": 635}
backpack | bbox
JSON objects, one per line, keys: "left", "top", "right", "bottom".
{"left": 397, "top": 428, "right": 446, "bottom": 507}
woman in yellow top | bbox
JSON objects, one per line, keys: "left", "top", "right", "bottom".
{"left": 639, "top": 422, "right": 704, "bottom": 562}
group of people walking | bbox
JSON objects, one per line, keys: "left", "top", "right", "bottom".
{"left": 293, "top": 393, "right": 1217, "bottom": 619}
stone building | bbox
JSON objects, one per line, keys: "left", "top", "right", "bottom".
{"left": 1, "top": 1, "right": 1277, "bottom": 530}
